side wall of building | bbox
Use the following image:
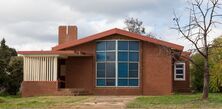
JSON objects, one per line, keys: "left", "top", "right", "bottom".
{"left": 173, "top": 60, "right": 190, "bottom": 92}
{"left": 142, "top": 42, "right": 173, "bottom": 95}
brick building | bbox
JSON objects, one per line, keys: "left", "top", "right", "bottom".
{"left": 18, "top": 26, "right": 190, "bottom": 97}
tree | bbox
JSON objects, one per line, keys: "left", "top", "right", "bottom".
{"left": 173, "top": 0, "right": 221, "bottom": 99}
{"left": 124, "top": 17, "right": 146, "bottom": 35}
{"left": 0, "top": 38, "right": 23, "bottom": 95}
{"left": 124, "top": 17, "right": 158, "bottom": 39}
{"left": 209, "top": 36, "right": 222, "bottom": 92}
{"left": 0, "top": 59, "right": 9, "bottom": 93}
{"left": 190, "top": 53, "right": 204, "bottom": 92}
{"left": 6, "top": 57, "right": 23, "bottom": 95}
{"left": 0, "top": 38, "right": 17, "bottom": 64}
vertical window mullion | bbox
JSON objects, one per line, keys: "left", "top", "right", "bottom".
{"left": 128, "top": 41, "right": 130, "bottom": 86}
{"left": 115, "top": 40, "right": 118, "bottom": 87}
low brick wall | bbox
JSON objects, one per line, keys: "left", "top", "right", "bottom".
{"left": 21, "top": 81, "right": 58, "bottom": 97}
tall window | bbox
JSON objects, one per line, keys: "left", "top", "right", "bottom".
{"left": 96, "top": 40, "right": 139, "bottom": 87}
{"left": 174, "top": 62, "right": 185, "bottom": 80}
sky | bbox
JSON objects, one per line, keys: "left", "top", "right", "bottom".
{"left": 0, "top": 0, "right": 221, "bottom": 51}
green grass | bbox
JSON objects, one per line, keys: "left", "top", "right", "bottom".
{"left": 0, "top": 98, "right": 4, "bottom": 103}
{"left": 0, "top": 95, "right": 88, "bottom": 109}
{"left": 127, "top": 93, "right": 222, "bottom": 108}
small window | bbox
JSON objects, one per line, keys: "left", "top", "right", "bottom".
{"left": 174, "top": 62, "right": 185, "bottom": 80}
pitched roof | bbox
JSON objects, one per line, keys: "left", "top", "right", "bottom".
{"left": 52, "top": 28, "right": 184, "bottom": 51}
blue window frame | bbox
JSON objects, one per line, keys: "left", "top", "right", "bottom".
{"left": 96, "top": 40, "right": 139, "bottom": 87}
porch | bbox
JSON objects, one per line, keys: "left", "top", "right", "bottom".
{"left": 19, "top": 50, "right": 93, "bottom": 96}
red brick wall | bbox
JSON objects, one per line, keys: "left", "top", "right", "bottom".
{"left": 64, "top": 34, "right": 174, "bottom": 95}
{"left": 142, "top": 42, "right": 173, "bottom": 95}
{"left": 173, "top": 60, "right": 190, "bottom": 92}
{"left": 94, "top": 87, "right": 141, "bottom": 95}
{"left": 21, "top": 81, "right": 58, "bottom": 97}
{"left": 66, "top": 57, "right": 94, "bottom": 93}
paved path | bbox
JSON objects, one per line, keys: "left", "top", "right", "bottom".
{"left": 73, "top": 96, "right": 137, "bottom": 109}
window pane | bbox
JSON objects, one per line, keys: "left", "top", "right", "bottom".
{"left": 129, "top": 79, "right": 138, "bottom": 86}
{"left": 96, "top": 42, "right": 106, "bottom": 51}
{"left": 97, "top": 63, "right": 105, "bottom": 71}
{"left": 106, "top": 41, "right": 116, "bottom": 50}
{"left": 176, "top": 75, "right": 184, "bottom": 78}
{"left": 118, "top": 63, "right": 128, "bottom": 77}
{"left": 106, "top": 79, "right": 115, "bottom": 86}
{"left": 129, "top": 71, "right": 138, "bottom": 77}
{"left": 118, "top": 41, "right": 128, "bottom": 50}
{"left": 129, "top": 41, "right": 139, "bottom": 50}
{"left": 176, "top": 69, "right": 183, "bottom": 74}
{"left": 106, "top": 63, "right": 115, "bottom": 77}
{"left": 118, "top": 79, "right": 128, "bottom": 86}
{"left": 129, "top": 52, "right": 139, "bottom": 61}
{"left": 97, "top": 79, "right": 105, "bottom": 86}
{"left": 129, "top": 63, "right": 138, "bottom": 71}
{"left": 97, "top": 71, "right": 105, "bottom": 77}
{"left": 118, "top": 52, "right": 128, "bottom": 61}
{"left": 96, "top": 52, "right": 105, "bottom": 61}
{"left": 106, "top": 52, "right": 115, "bottom": 61}
{"left": 176, "top": 64, "right": 184, "bottom": 68}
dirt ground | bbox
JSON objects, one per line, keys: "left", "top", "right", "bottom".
{"left": 72, "top": 96, "right": 136, "bottom": 109}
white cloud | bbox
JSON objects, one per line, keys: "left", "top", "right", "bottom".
{"left": 0, "top": 0, "right": 221, "bottom": 51}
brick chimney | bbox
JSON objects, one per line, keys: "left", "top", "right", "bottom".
{"left": 58, "top": 25, "right": 77, "bottom": 44}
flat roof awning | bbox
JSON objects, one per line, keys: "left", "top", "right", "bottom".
{"left": 17, "top": 50, "right": 92, "bottom": 57}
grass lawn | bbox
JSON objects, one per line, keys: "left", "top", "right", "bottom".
{"left": 127, "top": 93, "right": 222, "bottom": 108}
{"left": 0, "top": 95, "right": 88, "bottom": 109}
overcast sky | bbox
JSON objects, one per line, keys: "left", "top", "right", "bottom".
{"left": 0, "top": 0, "right": 221, "bottom": 51}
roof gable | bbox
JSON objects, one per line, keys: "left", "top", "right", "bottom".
{"left": 52, "top": 28, "right": 184, "bottom": 51}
